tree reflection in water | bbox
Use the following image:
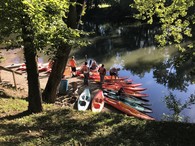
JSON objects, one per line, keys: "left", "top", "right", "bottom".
{"left": 162, "top": 92, "right": 195, "bottom": 122}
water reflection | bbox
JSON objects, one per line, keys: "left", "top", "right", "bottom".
{"left": 162, "top": 92, "right": 195, "bottom": 122}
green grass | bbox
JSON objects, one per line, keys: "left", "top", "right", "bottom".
{"left": 1, "top": 89, "right": 195, "bottom": 146}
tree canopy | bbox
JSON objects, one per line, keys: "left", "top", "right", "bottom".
{"left": 131, "top": 0, "right": 195, "bottom": 52}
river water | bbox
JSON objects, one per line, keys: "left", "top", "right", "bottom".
{"left": 1, "top": 21, "right": 195, "bottom": 123}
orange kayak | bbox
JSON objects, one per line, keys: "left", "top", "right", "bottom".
{"left": 91, "top": 90, "right": 105, "bottom": 112}
{"left": 104, "top": 97, "right": 154, "bottom": 121}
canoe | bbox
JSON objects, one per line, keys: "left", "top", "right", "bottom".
{"left": 104, "top": 97, "right": 155, "bottom": 121}
{"left": 91, "top": 90, "right": 105, "bottom": 112}
{"left": 102, "top": 84, "right": 148, "bottom": 98}
{"left": 103, "top": 92, "right": 152, "bottom": 113}
{"left": 77, "top": 88, "right": 91, "bottom": 111}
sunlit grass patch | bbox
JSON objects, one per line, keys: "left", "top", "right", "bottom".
{"left": 0, "top": 98, "right": 27, "bottom": 117}
{"left": 99, "top": 4, "right": 111, "bottom": 8}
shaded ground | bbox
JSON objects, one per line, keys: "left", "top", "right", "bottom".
{"left": 1, "top": 92, "right": 195, "bottom": 146}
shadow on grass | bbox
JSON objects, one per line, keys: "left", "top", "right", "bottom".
{"left": 1, "top": 107, "right": 195, "bottom": 146}
{"left": 0, "top": 110, "right": 31, "bottom": 121}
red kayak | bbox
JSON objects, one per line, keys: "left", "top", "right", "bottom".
{"left": 123, "top": 88, "right": 148, "bottom": 97}
{"left": 103, "top": 82, "right": 146, "bottom": 91}
{"left": 102, "top": 84, "right": 148, "bottom": 98}
{"left": 104, "top": 97, "right": 154, "bottom": 120}
{"left": 104, "top": 80, "right": 142, "bottom": 88}
{"left": 91, "top": 90, "right": 105, "bottom": 112}
{"left": 79, "top": 73, "right": 128, "bottom": 81}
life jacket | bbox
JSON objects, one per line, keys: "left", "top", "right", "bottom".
{"left": 69, "top": 59, "right": 76, "bottom": 67}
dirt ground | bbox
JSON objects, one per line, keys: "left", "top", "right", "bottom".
{"left": 0, "top": 69, "right": 119, "bottom": 113}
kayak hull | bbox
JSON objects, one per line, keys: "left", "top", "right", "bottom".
{"left": 103, "top": 92, "right": 152, "bottom": 113}
{"left": 91, "top": 90, "right": 105, "bottom": 112}
{"left": 104, "top": 97, "right": 154, "bottom": 121}
{"left": 78, "top": 88, "right": 91, "bottom": 111}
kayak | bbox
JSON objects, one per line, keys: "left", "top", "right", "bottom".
{"left": 102, "top": 82, "right": 146, "bottom": 91}
{"left": 104, "top": 80, "right": 142, "bottom": 87}
{"left": 17, "top": 63, "right": 48, "bottom": 72}
{"left": 123, "top": 88, "right": 148, "bottom": 97}
{"left": 102, "top": 84, "right": 148, "bottom": 98}
{"left": 104, "top": 97, "right": 155, "bottom": 121}
{"left": 103, "top": 89, "right": 150, "bottom": 105}
{"left": 91, "top": 90, "right": 105, "bottom": 112}
{"left": 81, "top": 74, "right": 128, "bottom": 81}
{"left": 5, "top": 63, "right": 25, "bottom": 69}
{"left": 103, "top": 92, "right": 152, "bottom": 113}
{"left": 77, "top": 88, "right": 91, "bottom": 111}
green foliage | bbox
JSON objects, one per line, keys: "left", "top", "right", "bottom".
{"left": 0, "top": 0, "right": 88, "bottom": 57}
{"left": 131, "top": 0, "right": 195, "bottom": 51}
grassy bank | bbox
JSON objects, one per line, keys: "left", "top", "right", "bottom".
{"left": 1, "top": 87, "right": 195, "bottom": 146}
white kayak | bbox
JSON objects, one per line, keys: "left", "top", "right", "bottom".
{"left": 77, "top": 88, "right": 91, "bottom": 111}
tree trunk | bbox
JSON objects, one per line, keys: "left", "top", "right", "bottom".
{"left": 42, "top": 0, "right": 85, "bottom": 103}
{"left": 21, "top": 14, "right": 43, "bottom": 113}
{"left": 42, "top": 46, "right": 71, "bottom": 103}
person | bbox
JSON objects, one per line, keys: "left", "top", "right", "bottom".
{"left": 98, "top": 64, "right": 106, "bottom": 84}
{"left": 81, "top": 62, "right": 90, "bottom": 85}
{"left": 90, "top": 60, "right": 98, "bottom": 71}
{"left": 68, "top": 56, "right": 77, "bottom": 77}
{"left": 109, "top": 67, "right": 120, "bottom": 80}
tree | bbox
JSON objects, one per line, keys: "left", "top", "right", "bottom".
{"left": 0, "top": 0, "right": 85, "bottom": 110}
{"left": 42, "top": 0, "right": 87, "bottom": 103}
{"left": 131, "top": 0, "right": 195, "bottom": 52}
{"left": 0, "top": 0, "right": 43, "bottom": 113}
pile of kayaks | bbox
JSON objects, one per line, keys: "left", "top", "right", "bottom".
{"left": 5, "top": 62, "right": 51, "bottom": 73}
{"left": 77, "top": 59, "right": 154, "bottom": 120}
{"left": 102, "top": 79, "right": 154, "bottom": 120}
{"left": 77, "top": 85, "right": 154, "bottom": 121}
